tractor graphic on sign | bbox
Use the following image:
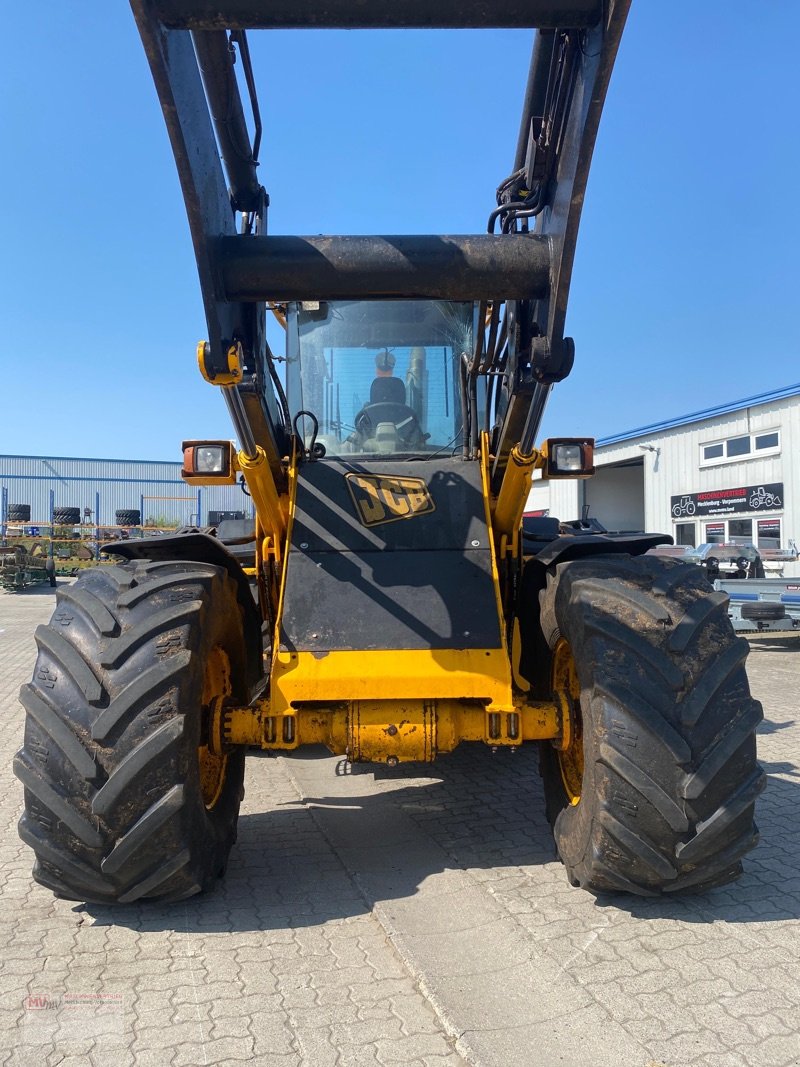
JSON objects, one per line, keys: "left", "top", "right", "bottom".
{"left": 749, "top": 486, "right": 782, "bottom": 509}
{"left": 671, "top": 496, "right": 696, "bottom": 518}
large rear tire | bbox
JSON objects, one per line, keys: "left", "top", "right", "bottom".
{"left": 538, "top": 554, "right": 765, "bottom": 896}
{"left": 15, "top": 560, "right": 250, "bottom": 904}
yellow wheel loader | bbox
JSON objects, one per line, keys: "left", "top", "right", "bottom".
{"left": 16, "top": 0, "right": 764, "bottom": 903}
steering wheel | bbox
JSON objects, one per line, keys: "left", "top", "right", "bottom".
{"left": 354, "top": 402, "right": 424, "bottom": 447}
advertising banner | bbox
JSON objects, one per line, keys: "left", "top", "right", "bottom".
{"left": 671, "top": 483, "right": 783, "bottom": 519}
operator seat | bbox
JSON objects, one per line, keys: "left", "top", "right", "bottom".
{"left": 354, "top": 376, "right": 424, "bottom": 449}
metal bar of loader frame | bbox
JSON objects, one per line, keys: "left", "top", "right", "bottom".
{"left": 217, "top": 233, "right": 552, "bottom": 302}
{"left": 154, "top": 1, "right": 602, "bottom": 30}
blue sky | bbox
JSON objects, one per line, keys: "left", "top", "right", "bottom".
{"left": 1, "top": 2, "right": 797, "bottom": 461}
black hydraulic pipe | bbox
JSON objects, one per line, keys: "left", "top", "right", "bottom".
{"left": 155, "top": 1, "right": 602, "bottom": 29}
{"left": 514, "top": 29, "right": 556, "bottom": 172}
{"left": 191, "top": 29, "right": 262, "bottom": 212}
{"left": 217, "top": 234, "right": 552, "bottom": 302}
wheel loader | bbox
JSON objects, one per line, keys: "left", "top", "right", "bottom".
{"left": 15, "top": 0, "right": 764, "bottom": 904}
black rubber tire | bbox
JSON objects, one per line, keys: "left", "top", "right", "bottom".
{"left": 740, "top": 602, "right": 786, "bottom": 621}
{"left": 8, "top": 504, "right": 31, "bottom": 522}
{"left": 538, "top": 554, "right": 765, "bottom": 896}
{"left": 15, "top": 560, "right": 249, "bottom": 904}
{"left": 115, "top": 509, "right": 141, "bottom": 527}
{"left": 53, "top": 507, "right": 81, "bottom": 526}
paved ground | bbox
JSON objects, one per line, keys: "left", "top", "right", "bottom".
{"left": 0, "top": 583, "right": 798, "bottom": 1067}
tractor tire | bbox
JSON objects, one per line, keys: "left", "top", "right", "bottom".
{"left": 8, "top": 504, "right": 31, "bottom": 522}
{"left": 15, "top": 560, "right": 249, "bottom": 904}
{"left": 115, "top": 509, "right": 141, "bottom": 528}
{"left": 53, "top": 507, "right": 81, "bottom": 526}
{"left": 538, "top": 554, "right": 765, "bottom": 896}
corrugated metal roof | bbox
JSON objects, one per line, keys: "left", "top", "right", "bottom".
{"left": 597, "top": 382, "right": 800, "bottom": 446}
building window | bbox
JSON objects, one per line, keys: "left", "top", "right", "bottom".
{"left": 728, "top": 518, "right": 753, "bottom": 544}
{"left": 675, "top": 522, "right": 696, "bottom": 547}
{"left": 705, "top": 522, "right": 725, "bottom": 544}
{"left": 700, "top": 429, "right": 780, "bottom": 467}
{"left": 757, "top": 518, "right": 781, "bottom": 550}
{"left": 726, "top": 436, "right": 750, "bottom": 458}
{"left": 755, "top": 431, "right": 779, "bottom": 450}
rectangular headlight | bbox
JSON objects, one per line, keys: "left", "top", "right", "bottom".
{"left": 552, "top": 444, "right": 583, "bottom": 471}
{"left": 542, "top": 438, "right": 595, "bottom": 478}
{"left": 181, "top": 440, "right": 237, "bottom": 484}
{"left": 196, "top": 445, "right": 225, "bottom": 473}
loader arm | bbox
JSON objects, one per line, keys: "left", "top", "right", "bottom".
{"left": 129, "top": 0, "right": 630, "bottom": 516}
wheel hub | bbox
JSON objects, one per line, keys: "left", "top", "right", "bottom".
{"left": 200, "top": 646, "right": 232, "bottom": 810}
{"left": 551, "top": 638, "right": 583, "bottom": 804}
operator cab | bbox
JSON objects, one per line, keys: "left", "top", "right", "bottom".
{"left": 285, "top": 299, "right": 481, "bottom": 457}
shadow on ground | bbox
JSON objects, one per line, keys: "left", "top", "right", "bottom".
{"left": 79, "top": 740, "right": 800, "bottom": 933}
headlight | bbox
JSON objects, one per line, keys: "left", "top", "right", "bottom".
{"left": 181, "top": 440, "right": 236, "bottom": 483}
{"left": 551, "top": 444, "right": 583, "bottom": 471}
{"left": 542, "top": 438, "right": 595, "bottom": 478}
{"left": 196, "top": 446, "right": 225, "bottom": 473}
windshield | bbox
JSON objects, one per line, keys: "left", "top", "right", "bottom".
{"left": 286, "top": 300, "right": 476, "bottom": 457}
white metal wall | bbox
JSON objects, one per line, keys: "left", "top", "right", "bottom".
{"left": 526, "top": 391, "right": 799, "bottom": 577}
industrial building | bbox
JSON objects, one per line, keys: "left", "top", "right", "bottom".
{"left": 0, "top": 454, "right": 253, "bottom": 529}
{"left": 527, "top": 383, "right": 800, "bottom": 577}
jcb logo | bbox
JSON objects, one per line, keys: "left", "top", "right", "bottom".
{"left": 346, "top": 474, "right": 435, "bottom": 527}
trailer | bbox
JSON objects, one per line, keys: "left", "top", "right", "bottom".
{"left": 717, "top": 578, "right": 800, "bottom": 634}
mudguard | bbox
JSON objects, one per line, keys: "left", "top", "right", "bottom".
{"left": 530, "top": 533, "right": 672, "bottom": 568}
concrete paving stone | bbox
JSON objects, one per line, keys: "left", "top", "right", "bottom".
{"left": 169, "top": 981, "right": 242, "bottom": 1008}
{"left": 209, "top": 991, "right": 284, "bottom": 1019}
{"left": 647, "top": 1029, "right": 752, "bottom": 1066}
{"left": 337, "top": 1047, "right": 383, "bottom": 1067}
{"left": 119, "top": 1050, "right": 177, "bottom": 1067}
{"left": 134, "top": 1020, "right": 210, "bottom": 1050}
{"left": 210, "top": 1013, "right": 257, "bottom": 1039}
{"left": 309, "top": 965, "right": 376, "bottom": 989}
{"left": 290, "top": 1002, "right": 361, "bottom": 1029}
{"left": 374, "top": 1033, "right": 454, "bottom": 1061}
{"left": 135, "top": 1006, "right": 175, "bottom": 1030}
{"left": 294, "top": 1023, "right": 339, "bottom": 1067}
{"left": 388, "top": 993, "right": 442, "bottom": 1036}
{"left": 172, "top": 1034, "right": 253, "bottom": 1065}
{"left": 722, "top": 989, "right": 796, "bottom": 1019}
{"left": 248, "top": 1011, "right": 298, "bottom": 1056}
{"left": 356, "top": 1000, "right": 396, "bottom": 1023}
{"left": 700, "top": 1053, "right": 752, "bottom": 1067}
{"left": 329, "top": 1017, "right": 405, "bottom": 1047}
{"left": 348, "top": 978, "right": 416, "bottom": 1005}
{"left": 745, "top": 1013, "right": 795, "bottom": 1041}
{"left": 419, "top": 1056, "right": 469, "bottom": 1067}
{"left": 313, "top": 984, "right": 355, "bottom": 1008}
